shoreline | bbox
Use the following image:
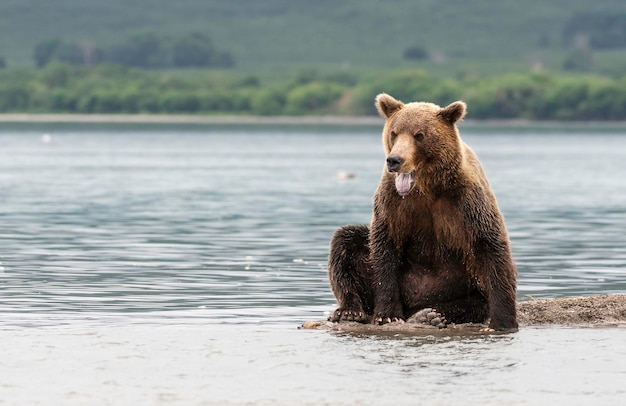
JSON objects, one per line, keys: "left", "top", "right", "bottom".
{"left": 1, "top": 113, "right": 626, "bottom": 129}
{"left": 0, "top": 114, "right": 382, "bottom": 126}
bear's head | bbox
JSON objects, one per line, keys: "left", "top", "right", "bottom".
{"left": 375, "top": 93, "right": 467, "bottom": 197}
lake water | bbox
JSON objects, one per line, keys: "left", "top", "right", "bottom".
{"left": 1, "top": 122, "right": 625, "bottom": 405}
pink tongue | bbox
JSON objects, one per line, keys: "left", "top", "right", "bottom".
{"left": 395, "top": 173, "right": 414, "bottom": 197}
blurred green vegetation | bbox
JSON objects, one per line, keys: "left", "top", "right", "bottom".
{"left": 32, "top": 33, "right": 234, "bottom": 69}
{"left": 3, "top": 63, "right": 626, "bottom": 120}
{"left": 1, "top": 1, "right": 626, "bottom": 119}
{"left": 0, "top": 0, "right": 626, "bottom": 78}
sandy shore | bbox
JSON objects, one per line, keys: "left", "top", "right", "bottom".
{"left": 301, "top": 294, "right": 626, "bottom": 334}
{"left": 1, "top": 114, "right": 626, "bottom": 129}
{"left": 0, "top": 114, "right": 382, "bottom": 126}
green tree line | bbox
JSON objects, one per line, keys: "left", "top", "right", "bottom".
{"left": 34, "top": 32, "right": 234, "bottom": 69}
{"left": 1, "top": 63, "right": 626, "bottom": 120}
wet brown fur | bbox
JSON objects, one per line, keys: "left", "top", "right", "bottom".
{"left": 328, "top": 93, "right": 518, "bottom": 331}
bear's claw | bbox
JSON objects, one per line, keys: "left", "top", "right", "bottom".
{"left": 373, "top": 316, "right": 404, "bottom": 325}
{"left": 329, "top": 308, "right": 368, "bottom": 323}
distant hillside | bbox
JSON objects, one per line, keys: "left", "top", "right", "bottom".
{"left": 1, "top": 0, "right": 626, "bottom": 76}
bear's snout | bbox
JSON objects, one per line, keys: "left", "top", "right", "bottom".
{"left": 386, "top": 155, "right": 404, "bottom": 172}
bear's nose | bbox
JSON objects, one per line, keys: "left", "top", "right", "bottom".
{"left": 386, "top": 155, "right": 404, "bottom": 172}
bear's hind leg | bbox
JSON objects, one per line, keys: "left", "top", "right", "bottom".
{"left": 328, "top": 225, "right": 372, "bottom": 323}
{"left": 436, "top": 294, "right": 489, "bottom": 325}
{"left": 407, "top": 294, "right": 489, "bottom": 326}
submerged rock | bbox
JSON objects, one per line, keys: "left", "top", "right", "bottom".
{"left": 516, "top": 294, "right": 626, "bottom": 326}
{"left": 301, "top": 294, "right": 626, "bottom": 334}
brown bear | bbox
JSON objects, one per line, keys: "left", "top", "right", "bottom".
{"left": 328, "top": 93, "right": 518, "bottom": 331}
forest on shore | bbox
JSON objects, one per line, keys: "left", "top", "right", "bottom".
{"left": 1, "top": 1, "right": 626, "bottom": 120}
{"left": 1, "top": 63, "right": 625, "bottom": 120}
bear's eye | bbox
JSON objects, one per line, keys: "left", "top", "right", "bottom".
{"left": 390, "top": 131, "right": 397, "bottom": 141}
{"left": 415, "top": 132, "right": 424, "bottom": 141}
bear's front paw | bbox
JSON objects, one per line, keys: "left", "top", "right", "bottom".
{"left": 407, "top": 308, "right": 447, "bottom": 328}
{"left": 373, "top": 315, "right": 405, "bottom": 325}
{"left": 372, "top": 307, "right": 405, "bottom": 325}
{"left": 488, "top": 314, "right": 519, "bottom": 332}
{"left": 329, "top": 308, "right": 369, "bottom": 323}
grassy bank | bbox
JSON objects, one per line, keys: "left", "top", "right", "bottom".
{"left": 2, "top": 63, "right": 626, "bottom": 121}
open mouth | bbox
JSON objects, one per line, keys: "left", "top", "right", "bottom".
{"left": 395, "top": 172, "right": 415, "bottom": 197}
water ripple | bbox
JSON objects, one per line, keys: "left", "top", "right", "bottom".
{"left": 1, "top": 128, "right": 625, "bottom": 324}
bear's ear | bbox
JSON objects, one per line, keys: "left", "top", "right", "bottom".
{"left": 438, "top": 101, "right": 467, "bottom": 124}
{"left": 375, "top": 93, "right": 404, "bottom": 118}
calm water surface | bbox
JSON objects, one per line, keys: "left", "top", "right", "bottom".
{"left": 1, "top": 123, "right": 625, "bottom": 405}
